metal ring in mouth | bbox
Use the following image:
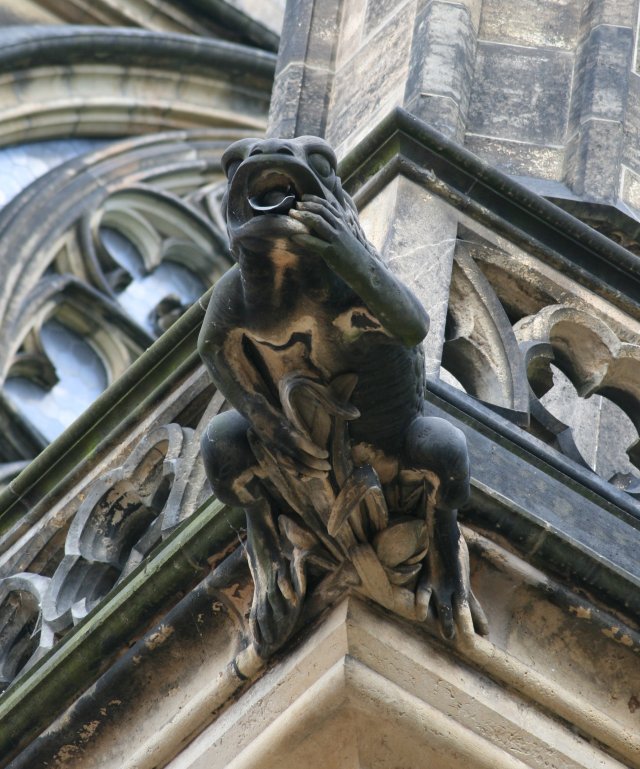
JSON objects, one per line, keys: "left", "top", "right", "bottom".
{"left": 248, "top": 171, "right": 299, "bottom": 215}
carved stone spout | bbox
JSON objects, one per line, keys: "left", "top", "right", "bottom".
{"left": 198, "top": 135, "right": 488, "bottom": 657}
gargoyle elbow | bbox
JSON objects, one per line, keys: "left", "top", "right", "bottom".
{"left": 402, "top": 306, "right": 430, "bottom": 348}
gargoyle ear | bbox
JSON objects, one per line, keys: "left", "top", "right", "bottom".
{"left": 224, "top": 159, "right": 243, "bottom": 181}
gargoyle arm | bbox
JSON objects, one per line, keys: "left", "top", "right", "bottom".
{"left": 198, "top": 265, "right": 247, "bottom": 402}
{"left": 291, "top": 196, "right": 430, "bottom": 348}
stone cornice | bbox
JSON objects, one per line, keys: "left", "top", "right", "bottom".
{"left": 0, "top": 25, "right": 277, "bottom": 76}
{"left": 0, "top": 496, "right": 244, "bottom": 764}
{"left": 0, "top": 26, "right": 275, "bottom": 146}
{"left": 342, "top": 107, "right": 640, "bottom": 320}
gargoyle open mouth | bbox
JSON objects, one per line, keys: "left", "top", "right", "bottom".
{"left": 248, "top": 171, "right": 300, "bottom": 216}
{"left": 226, "top": 155, "right": 325, "bottom": 233}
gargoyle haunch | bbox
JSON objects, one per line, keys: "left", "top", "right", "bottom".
{"left": 198, "top": 136, "right": 488, "bottom": 656}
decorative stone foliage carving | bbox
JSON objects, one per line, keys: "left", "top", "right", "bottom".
{"left": 198, "top": 136, "right": 488, "bottom": 657}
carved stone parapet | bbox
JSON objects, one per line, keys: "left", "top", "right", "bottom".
{"left": 515, "top": 304, "right": 640, "bottom": 493}
{"left": 0, "top": 366, "right": 228, "bottom": 691}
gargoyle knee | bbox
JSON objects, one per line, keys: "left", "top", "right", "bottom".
{"left": 200, "top": 410, "right": 259, "bottom": 506}
{"left": 404, "top": 416, "right": 470, "bottom": 509}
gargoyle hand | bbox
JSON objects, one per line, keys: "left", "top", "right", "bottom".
{"left": 289, "top": 194, "right": 370, "bottom": 266}
{"left": 289, "top": 195, "right": 429, "bottom": 348}
{"left": 417, "top": 507, "right": 488, "bottom": 640}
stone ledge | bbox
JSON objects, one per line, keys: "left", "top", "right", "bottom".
{"left": 342, "top": 108, "right": 640, "bottom": 319}
{"left": 169, "top": 598, "right": 637, "bottom": 769}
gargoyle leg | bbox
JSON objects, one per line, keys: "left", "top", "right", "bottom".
{"left": 201, "top": 409, "right": 303, "bottom": 656}
{"left": 403, "top": 415, "right": 488, "bottom": 639}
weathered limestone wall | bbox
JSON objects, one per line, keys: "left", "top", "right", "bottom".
{"left": 270, "top": 0, "right": 640, "bottom": 211}
{"left": 468, "top": 0, "right": 639, "bottom": 206}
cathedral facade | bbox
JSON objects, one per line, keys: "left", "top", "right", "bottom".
{"left": 0, "top": 2, "right": 638, "bottom": 767}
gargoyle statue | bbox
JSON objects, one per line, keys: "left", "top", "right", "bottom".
{"left": 198, "top": 136, "right": 488, "bottom": 657}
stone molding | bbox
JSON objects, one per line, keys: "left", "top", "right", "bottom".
{"left": 0, "top": 26, "right": 274, "bottom": 146}
{"left": 13, "top": 592, "right": 636, "bottom": 769}
{"left": 176, "top": 598, "right": 637, "bottom": 769}
{"left": 19, "top": 0, "right": 281, "bottom": 49}
{"left": 0, "top": 129, "right": 238, "bottom": 472}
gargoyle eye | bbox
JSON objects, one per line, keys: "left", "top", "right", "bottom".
{"left": 224, "top": 158, "right": 243, "bottom": 180}
{"left": 308, "top": 152, "right": 334, "bottom": 178}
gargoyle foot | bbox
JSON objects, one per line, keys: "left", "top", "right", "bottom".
{"left": 245, "top": 499, "right": 304, "bottom": 658}
{"left": 416, "top": 507, "right": 488, "bottom": 640}
{"left": 248, "top": 564, "right": 303, "bottom": 658}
